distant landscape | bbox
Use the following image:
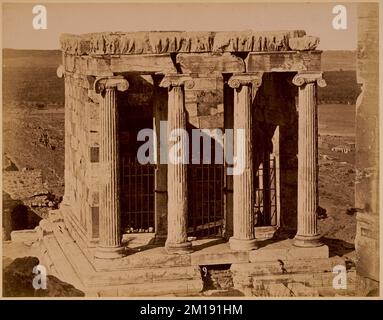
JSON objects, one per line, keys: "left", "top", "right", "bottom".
{"left": 321, "top": 50, "right": 356, "bottom": 71}
{"left": 2, "top": 49, "right": 359, "bottom": 107}
{"left": 2, "top": 49, "right": 63, "bottom": 106}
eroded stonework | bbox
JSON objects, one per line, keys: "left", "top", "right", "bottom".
{"left": 60, "top": 30, "right": 317, "bottom": 55}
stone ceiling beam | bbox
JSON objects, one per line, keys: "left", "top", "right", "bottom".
{"left": 245, "top": 51, "right": 322, "bottom": 73}
{"left": 64, "top": 54, "right": 177, "bottom": 76}
{"left": 176, "top": 53, "right": 245, "bottom": 74}
{"left": 110, "top": 54, "right": 177, "bottom": 74}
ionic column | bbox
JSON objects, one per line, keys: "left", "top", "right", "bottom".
{"left": 292, "top": 72, "right": 326, "bottom": 247}
{"left": 93, "top": 76, "right": 129, "bottom": 259}
{"left": 223, "top": 74, "right": 234, "bottom": 239}
{"left": 160, "top": 74, "right": 195, "bottom": 254}
{"left": 228, "top": 73, "right": 263, "bottom": 251}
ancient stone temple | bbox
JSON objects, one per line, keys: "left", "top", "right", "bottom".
{"left": 39, "top": 30, "right": 335, "bottom": 296}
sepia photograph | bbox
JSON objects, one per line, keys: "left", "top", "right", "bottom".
{"left": 1, "top": 1, "right": 380, "bottom": 301}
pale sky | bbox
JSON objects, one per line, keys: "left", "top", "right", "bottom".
{"left": 2, "top": 2, "right": 357, "bottom": 50}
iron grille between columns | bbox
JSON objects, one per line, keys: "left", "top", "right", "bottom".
{"left": 255, "top": 154, "right": 278, "bottom": 227}
{"left": 188, "top": 164, "right": 225, "bottom": 238}
{"left": 119, "top": 155, "right": 277, "bottom": 235}
{"left": 120, "top": 155, "right": 155, "bottom": 233}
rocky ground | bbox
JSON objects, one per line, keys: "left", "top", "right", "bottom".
{"left": 2, "top": 107, "right": 64, "bottom": 241}
{"left": 3, "top": 106, "right": 65, "bottom": 198}
{"left": 318, "top": 134, "right": 356, "bottom": 257}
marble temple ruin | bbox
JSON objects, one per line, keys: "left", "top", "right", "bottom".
{"left": 36, "top": 30, "right": 341, "bottom": 296}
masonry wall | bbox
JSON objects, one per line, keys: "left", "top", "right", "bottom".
{"left": 355, "top": 3, "right": 380, "bottom": 295}
{"left": 64, "top": 74, "right": 101, "bottom": 240}
{"left": 3, "top": 170, "right": 45, "bottom": 199}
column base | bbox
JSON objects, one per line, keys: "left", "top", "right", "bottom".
{"left": 94, "top": 245, "right": 125, "bottom": 259}
{"left": 293, "top": 234, "right": 323, "bottom": 248}
{"left": 60, "top": 195, "right": 71, "bottom": 207}
{"left": 165, "top": 241, "right": 192, "bottom": 254}
{"left": 229, "top": 237, "right": 258, "bottom": 251}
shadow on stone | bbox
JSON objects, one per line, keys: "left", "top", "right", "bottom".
{"left": 3, "top": 192, "right": 42, "bottom": 240}
{"left": 322, "top": 237, "right": 355, "bottom": 257}
{"left": 200, "top": 264, "right": 234, "bottom": 291}
{"left": 123, "top": 243, "right": 163, "bottom": 255}
{"left": 192, "top": 238, "right": 226, "bottom": 252}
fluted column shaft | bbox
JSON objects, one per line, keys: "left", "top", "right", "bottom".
{"left": 93, "top": 76, "right": 129, "bottom": 259}
{"left": 228, "top": 73, "right": 263, "bottom": 251}
{"left": 293, "top": 72, "right": 326, "bottom": 247}
{"left": 160, "top": 74, "right": 195, "bottom": 254}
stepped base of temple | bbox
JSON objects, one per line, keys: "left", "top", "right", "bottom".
{"left": 30, "top": 209, "right": 357, "bottom": 297}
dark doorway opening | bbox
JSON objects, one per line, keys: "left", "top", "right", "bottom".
{"left": 119, "top": 75, "right": 155, "bottom": 234}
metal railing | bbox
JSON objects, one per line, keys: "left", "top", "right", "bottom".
{"left": 254, "top": 155, "right": 278, "bottom": 227}
{"left": 119, "top": 154, "right": 278, "bottom": 236}
{"left": 120, "top": 156, "right": 155, "bottom": 233}
{"left": 188, "top": 164, "right": 225, "bottom": 238}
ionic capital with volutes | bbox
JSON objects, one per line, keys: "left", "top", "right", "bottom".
{"left": 292, "top": 72, "right": 326, "bottom": 88}
{"left": 159, "top": 74, "right": 195, "bottom": 89}
{"left": 94, "top": 75, "right": 130, "bottom": 95}
{"left": 228, "top": 72, "right": 263, "bottom": 89}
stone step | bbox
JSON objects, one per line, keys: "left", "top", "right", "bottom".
{"left": 86, "top": 279, "right": 203, "bottom": 297}
{"left": 231, "top": 257, "right": 345, "bottom": 277}
{"left": 40, "top": 234, "right": 84, "bottom": 291}
{"left": 40, "top": 218, "right": 204, "bottom": 296}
